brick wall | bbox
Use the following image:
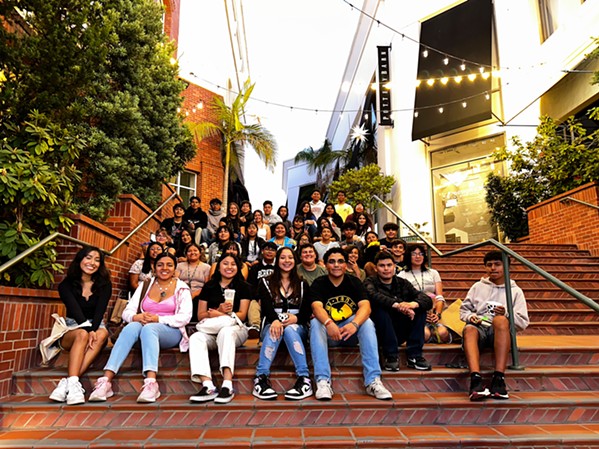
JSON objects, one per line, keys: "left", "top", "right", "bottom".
{"left": 0, "top": 288, "right": 63, "bottom": 398}
{"left": 527, "top": 182, "right": 599, "bottom": 256}
{"left": 163, "top": 0, "right": 181, "bottom": 45}
{"left": 182, "top": 83, "right": 225, "bottom": 208}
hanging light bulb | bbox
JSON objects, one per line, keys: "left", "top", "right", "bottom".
{"left": 454, "top": 75, "right": 463, "bottom": 83}
{"left": 479, "top": 67, "right": 485, "bottom": 74}
{"left": 462, "top": 101, "right": 467, "bottom": 108}
{"left": 426, "top": 78, "right": 435, "bottom": 86}
{"left": 422, "top": 49, "right": 429, "bottom": 58}
{"left": 460, "top": 62, "right": 466, "bottom": 71}
{"left": 485, "top": 92, "right": 490, "bottom": 100}
{"left": 468, "top": 73, "right": 477, "bottom": 82}
{"left": 481, "top": 72, "right": 490, "bottom": 80}
{"left": 443, "top": 56, "right": 449, "bottom": 65}
{"left": 415, "top": 79, "right": 422, "bottom": 87}
{"left": 438, "top": 107, "right": 444, "bottom": 113}
{"left": 414, "top": 111, "right": 419, "bottom": 118}
{"left": 197, "top": 101, "right": 204, "bottom": 109}
{"left": 441, "top": 77, "right": 449, "bottom": 85}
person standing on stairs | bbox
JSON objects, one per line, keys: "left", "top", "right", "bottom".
{"left": 49, "top": 246, "right": 112, "bottom": 405}
{"left": 460, "top": 250, "right": 529, "bottom": 401}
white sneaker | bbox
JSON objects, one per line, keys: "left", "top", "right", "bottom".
{"left": 137, "top": 380, "right": 161, "bottom": 403}
{"left": 366, "top": 377, "right": 392, "bottom": 401}
{"left": 49, "top": 378, "right": 68, "bottom": 403}
{"left": 89, "top": 376, "right": 114, "bottom": 402}
{"left": 315, "top": 379, "right": 333, "bottom": 401}
{"left": 66, "top": 380, "right": 85, "bottom": 405}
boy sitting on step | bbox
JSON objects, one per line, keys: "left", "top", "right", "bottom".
{"left": 460, "top": 250, "right": 529, "bottom": 401}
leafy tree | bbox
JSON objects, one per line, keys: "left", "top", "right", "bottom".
{"left": 0, "top": 0, "right": 195, "bottom": 220}
{"left": 0, "top": 111, "right": 83, "bottom": 287}
{"left": 485, "top": 115, "right": 599, "bottom": 240}
{"left": 329, "top": 164, "right": 396, "bottom": 213}
{"left": 191, "top": 79, "right": 277, "bottom": 206}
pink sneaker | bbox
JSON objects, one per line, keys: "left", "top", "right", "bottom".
{"left": 137, "top": 379, "right": 160, "bottom": 403}
{"left": 89, "top": 376, "right": 114, "bottom": 402}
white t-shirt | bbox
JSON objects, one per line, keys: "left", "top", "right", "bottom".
{"left": 313, "top": 241, "right": 340, "bottom": 261}
{"left": 398, "top": 268, "right": 442, "bottom": 298}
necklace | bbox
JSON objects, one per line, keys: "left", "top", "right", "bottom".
{"left": 410, "top": 269, "right": 425, "bottom": 292}
{"left": 156, "top": 279, "right": 173, "bottom": 298}
{"left": 186, "top": 262, "right": 200, "bottom": 287}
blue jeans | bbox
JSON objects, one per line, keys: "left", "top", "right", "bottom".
{"left": 104, "top": 322, "right": 182, "bottom": 376}
{"left": 310, "top": 316, "right": 381, "bottom": 386}
{"left": 256, "top": 323, "right": 309, "bottom": 377}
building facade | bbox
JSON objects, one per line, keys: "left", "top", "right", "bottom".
{"left": 287, "top": 0, "right": 599, "bottom": 242}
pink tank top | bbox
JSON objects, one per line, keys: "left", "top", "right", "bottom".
{"left": 142, "top": 293, "right": 176, "bottom": 316}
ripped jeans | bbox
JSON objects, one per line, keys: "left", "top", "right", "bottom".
{"left": 256, "top": 323, "right": 309, "bottom": 377}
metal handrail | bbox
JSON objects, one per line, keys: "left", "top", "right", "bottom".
{"left": 560, "top": 196, "right": 599, "bottom": 211}
{"left": 372, "top": 195, "right": 599, "bottom": 370}
{"left": 0, "top": 188, "right": 181, "bottom": 276}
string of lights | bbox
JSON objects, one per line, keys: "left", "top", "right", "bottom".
{"left": 185, "top": 71, "right": 497, "bottom": 117}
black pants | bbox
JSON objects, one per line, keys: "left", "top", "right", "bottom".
{"left": 370, "top": 306, "right": 426, "bottom": 359}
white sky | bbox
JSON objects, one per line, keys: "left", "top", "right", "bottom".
{"left": 177, "top": 0, "right": 359, "bottom": 208}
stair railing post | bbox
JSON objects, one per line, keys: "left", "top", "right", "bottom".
{"left": 502, "top": 251, "right": 524, "bottom": 370}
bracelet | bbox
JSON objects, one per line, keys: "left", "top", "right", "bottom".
{"left": 324, "top": 319, "right": 333, "bottom": 327}
{"left": 350, "top": 321, "right": 360, "bottom": 330}
{"left": 435, "top": 295, "right": 445, "bottom": 302}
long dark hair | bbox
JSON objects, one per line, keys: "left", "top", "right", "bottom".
{"left": 66, "top": 246, "right": 111, "bottom": 289}
{"left": 319, "top": 203, "right": 343, "bottom": 228}
{"left": 142, "top": 242, "right": 163, "bottom": 274}
{"left": 355, "top": 212, "right": 373, "bottom": 235}
{"left": 267, "top": 247, "right": 302, "bottom": 300}
{"left": 210, "top": 254, "right": 244, "bottom": 285}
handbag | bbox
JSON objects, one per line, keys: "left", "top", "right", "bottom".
{"left": 109, "top": 297, "right": 129, "bottom": 324}
{"left": 195, "top": 313, "right": 243, "bottom": 335}
{"left": 39, "top": 313, "right": 92, "bottom": 366}
{"left": 108, "top": 278, "right": 152, "bottom": 343}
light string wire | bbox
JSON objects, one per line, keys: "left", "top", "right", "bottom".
{"left": 186, "top": 72, "right": 498, "bottom": 116}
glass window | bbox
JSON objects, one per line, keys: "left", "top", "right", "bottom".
{"left": 538, "top": 0, "right": 560, "bottom": 41}
{"left": 431, "top": 135, "right": 505, "bottom": 243}
{"left": 171, "top": 171, "right": 197, "bottom": 205}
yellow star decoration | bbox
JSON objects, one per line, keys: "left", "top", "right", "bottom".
{"left": 350, "top": 124, "right": 369, "bottom": 144}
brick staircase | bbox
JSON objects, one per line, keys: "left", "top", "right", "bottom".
{"left": 1, "top": 243, "right": 598, "bottom": 448}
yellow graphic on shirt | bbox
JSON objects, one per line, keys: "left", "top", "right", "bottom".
{"left": 325, "top": 295, "right": 357, "bottom": 322}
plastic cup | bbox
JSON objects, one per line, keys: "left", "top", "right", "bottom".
{"left": 223, "top": 289, "right": 235, "bottom": 305}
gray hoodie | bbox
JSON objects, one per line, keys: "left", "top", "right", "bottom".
{"left": 207, "top": 209, "right": 226, "bottom": 233}
{"left": 460, "top": 277, "right": 529, "bottom": 332}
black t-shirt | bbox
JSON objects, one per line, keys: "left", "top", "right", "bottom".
{"left": 310, "top": 275, "right": 368, "bottom": 323}
{"left": 195, "top": 278, "right": 252, "bottom": 320}
{"left": 247, "top": 262, "right": 275, "bottom": 288}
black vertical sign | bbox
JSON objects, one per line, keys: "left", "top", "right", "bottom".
{"left": 377, "top": 45, "right": 393, "bottom": 127}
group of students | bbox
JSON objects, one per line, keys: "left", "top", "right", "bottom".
{"left": 48, "top": 193, "right": 530, "bottom": 406}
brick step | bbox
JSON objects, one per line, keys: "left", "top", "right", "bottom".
{"left": 3, "top": 391, "right": 599, "bottom": 429}
{"left": 36, "top": 336, "right": 599, "bottom": 372}
{"left": 432, "top": 258, "right": 599, "bottom": 266}
{"left": 441, "top": 286, "right": 599, "bottom": 298}
{"left": 1, "top": 423, "right": 598, "bottom": 449}
{"left": 14, "top": 365, "right": 599, "bottom": 397}
{"left": 432, "top": 243, "right": 582, "bottom": 251}
{"left": 439, "top": 274, "right": 599, "bottom": 285}
{"left": 439, "top": 270, "right": 599, "bottom": 280}
{"left": 528, "top": 309, "right": 599, "bottom": 321}
{"left": 523, "top": 321, "right": 599, "bottom": 335}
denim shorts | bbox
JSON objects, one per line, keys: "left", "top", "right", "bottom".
{"left": 65, "top": 317, "right": 106, "bottom": 329}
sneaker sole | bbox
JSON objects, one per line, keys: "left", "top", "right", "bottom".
{"left": 284, "top": 391, "right": 313, "bottom": 400}
{"left": 214, "top": 393, "right": 234, "bottom": 404}
{"left": 137, "top": 391, "right": 161, "bottom": 403}
{"left": 383, "top": 366, "right": 399, "bottom": 372}
{"left": 89, "top": 391, "right": 113, "bottom": 402}
{"left": 469, "top": 391, "right": 490, "bottom": 402}
{"left": 407, "top": 363, "right": 432, "bottom": 371}
{"left": 252, "top": 391, "right": 278, "bottom": 400}
{"left": 49, "top": 394, "right": 66, "bottom": 403}
{"left": 490, "top": 392, "right": 509, "bottom": 400}
{"left": 189, "top": 394, "right": 218, "bottom": 403}
{"left": 66, "top": 396, "right": 85, "bottom": 406}
{"left": 315, "top": 395, "right": 332, "bottom": 401}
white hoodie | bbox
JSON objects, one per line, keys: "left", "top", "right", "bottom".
{"left": 460, "top": 277, "right": 529, "bottom": 332}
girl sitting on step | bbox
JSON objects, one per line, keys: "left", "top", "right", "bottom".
{"left": 49, "top": 246, "right": 112, "bottom": 405}
{"left": 89, "top": 252, "right": 192, "bottom": 403}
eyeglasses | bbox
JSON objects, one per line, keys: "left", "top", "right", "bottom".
{"left": 411, "top": 252, "right": 424, "bottom": 257}
{"left": 327, "top": 259, "right": 346, "bottom": 265}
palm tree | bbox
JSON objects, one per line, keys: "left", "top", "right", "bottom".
{"left": 191, "top": 79, "right": 277, "bottom": 206}
{"left": 294, "top": 139, "right": 349, "bottom": 187}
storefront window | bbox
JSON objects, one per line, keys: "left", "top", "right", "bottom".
{"left": 431, "top": 136, "right": 505, "bottom": 243}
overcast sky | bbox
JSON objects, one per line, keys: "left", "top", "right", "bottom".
{"left": 178, "top": 0, "right": 359, "bottom": 208}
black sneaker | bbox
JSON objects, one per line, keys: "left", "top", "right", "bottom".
{"left": 407, "top": 356, "right": 432, "bottom": 371}
{"left": 285, "top": 376, "right": 313, "bottom": 400}
{"left": 252, "top": 374, "right": 277, "bottom": 400}
{"left": 247, "top": 325, "right": 260, "bottom": 340}
{"left": 469, "top": 373, "right": 490, "bottom": 401}
{"left": 490, "top": 373, "right": 509, "bottom": 400}
{"left": 189, "top": 386, "right": 218, "bottom": 403}
{"left": 214, "top": 386, "right": 235, "bottom": 404}
{"left": 383, "top": 356, "right": 399, "bottom": 372}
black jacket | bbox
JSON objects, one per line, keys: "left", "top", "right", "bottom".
{"left": 363, "top": 275, "right": 432, "bottom": 312}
